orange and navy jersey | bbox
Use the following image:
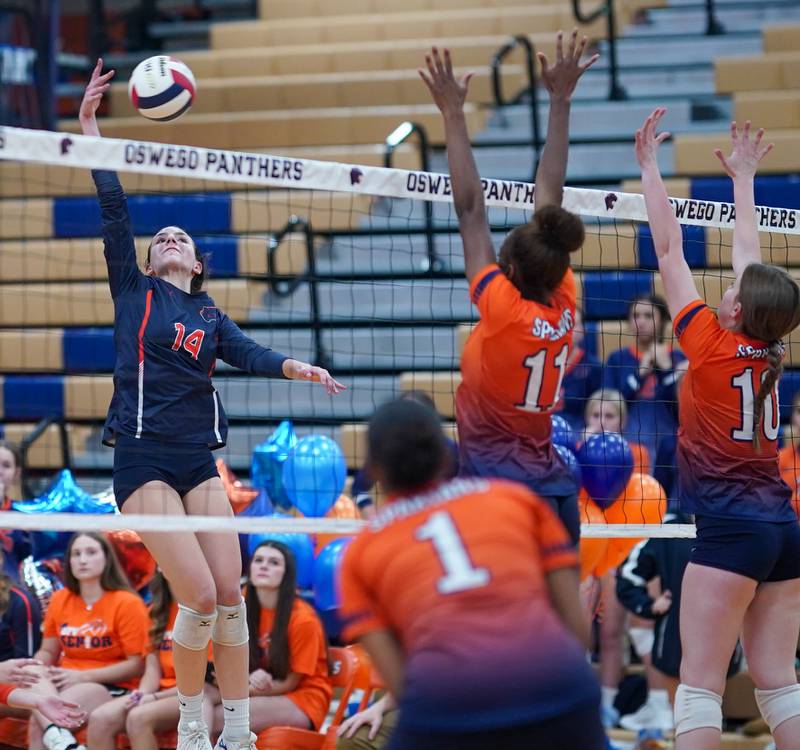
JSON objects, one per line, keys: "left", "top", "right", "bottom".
{"left": 457, "top": 264, "right": 577, "bottom": 497}
{"left": 340, "top": 477, "right": 599, "bottom": 731}
{"left": 43, "top": 588, "right": 149, "bottom": 689}
{"left": 674, "top": 300, "right": 793, "bottom": 521}
{"left": 256, "top": 599, "right": 332, "bottom": 730}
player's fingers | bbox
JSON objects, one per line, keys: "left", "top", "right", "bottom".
{"left": 580, "top": 52, "right": 600, "bottom": 72}
{"left": 537, "top": 51, "right": 549, "bottom": 73}
{"left": 418, "top": 69, "right": 434, "bottom": 91}
{"left": 368, "top": 720, "right": 382, "bottom": 740}
{"left": 574, "top": 33, "right": 587, "bottom": 62}
{"left": 655, "top": 131, "right": 670, "bottom": 144}
{"left": 567, "top": 28, "right": 578, "bottom": 59}
{"left": 431, "top": 47, "right": 445, "bottom": 75}
{"left": 743, "top": 119, "right": 751, "bottom": 140}
{"left": 730, "top": 120, "right": 738, "bottom": 143}
{"left": 753, "top": 126, "right": 765, "bottom": 148}
{"left": 444, "top": 48, "right": 453, "bottom": 77}
{"left": 460, "top": 71, "right": 474, "bottom": 89}
{"left": 424, "top": 54, "right": 437, "bottom": 81}
{"left": 555, "top": 29, "right": 564, "bottom": 62}
{"left": 758, "top": 142, "right": 774, "bottom": 161}
{"left": 713, "top": 149, "right": 731, "bottom": 173}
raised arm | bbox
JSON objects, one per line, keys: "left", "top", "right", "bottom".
{"left": 714, "top": 121, "right": 774, "bottom": 277}
{"left": 419, "top": 48, "right": 494, "bottom": 282}
{"left": 635, "top": 109, "right": 699, "bottom": 321}
{"left": 534, "top": 30, "right": 599, "bottom": 209}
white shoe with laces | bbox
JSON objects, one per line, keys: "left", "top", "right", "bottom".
{"left": 619, "top": 697, "right": 674, "bottom": 732}
{"left": 42, "top": 725, "right": 85, "bottom": 750}
{"left": 213, "top": 732, "right": 258, "bottom": 750}
{"left": 177, "top": 720, "right": 213, "bottom": 750}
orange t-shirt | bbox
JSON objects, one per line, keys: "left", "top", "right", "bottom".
{"left": 0, "top": 684, "right": 14, "bottom": 705}
{"left": 151, "top": 602, "right": 178, "bottom": 689}
{"left": 43, "top": 588, "right": 149, "bottom": 689}
{"left": 257, "top": 598, "right": 332, "bottom": 730}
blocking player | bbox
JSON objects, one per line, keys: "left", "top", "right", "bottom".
{"left": 340, "top": 399, "right": 603, "bottom": 750}
{"left": 419, "top": 34, "right": 598, "bottom": 544}
{"left": 636, "top": 110, "right": 800, "bottom": 749}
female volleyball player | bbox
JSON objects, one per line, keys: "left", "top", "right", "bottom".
{"left": 79, "top": 59, "right": 344, "bottom": 750}
{"left": 340, "top": 398, "right": 604, "bottom": 750}
{"left": 636, "top": 110, "right": 800, "bottom": 749}
{"left": 419, "top": 33, "right": 597, "bottom": 544}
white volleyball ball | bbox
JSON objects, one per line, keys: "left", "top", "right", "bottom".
{"left": 128, "top": 55, "right": 196, "bottom": 122}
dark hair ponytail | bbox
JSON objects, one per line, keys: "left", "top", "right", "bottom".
{"left": 752, "top": 341, "right": 784, "bottom": 450}
{"left": 498, "top": 205, "right": 584, "bottom": 303}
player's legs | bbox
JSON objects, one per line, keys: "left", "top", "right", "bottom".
{"left": 742, "top": 577, "right": 800, "bottom": 748}
{"left": 183, "top": 477, "right": 250, "bottom": 744}
{"left": 598, "top": 572, "right": 625, "bottom": 724}
{"left": 125, "top": 695, "right": 211, "bottom": 750}
{"left": 122, "top": 483, "right": 217, "bottom": 723}
{"left": 85, "top": 694, "right": 130, "bottom": 750}
{"left": 675, "top": 563, "right": 757, "bottom": 750}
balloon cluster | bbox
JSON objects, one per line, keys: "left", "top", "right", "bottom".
{"left": 550, "top": 416, "right": 666, "bottom": 580}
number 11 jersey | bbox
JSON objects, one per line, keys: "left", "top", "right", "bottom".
{"left": 458, "top": 263, "right": 577, "bottom": 498}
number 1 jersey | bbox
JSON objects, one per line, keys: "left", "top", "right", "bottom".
{"left": 674, "top": 299, "right": 793, "bottom": 521}
{"left": 457, "top": 263, "right": 577, "bottom": 498}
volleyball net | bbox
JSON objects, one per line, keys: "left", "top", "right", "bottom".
{"left": 0, "top": 125, "right": 799, "bottom": 544}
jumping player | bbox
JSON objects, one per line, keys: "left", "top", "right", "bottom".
{"left": 340, "top": 399, "right": 603, "bottom": 750}
{"left": 636, "top": 110, "right": 800, "bottom": 749}
{"left": 419, "top": 34, "right": 598, "bottom": 544}
{"left": 79, "top": 60, "right": 344, "bottom": 750}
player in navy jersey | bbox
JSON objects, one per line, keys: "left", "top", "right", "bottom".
{"left": 637, "top": 110, "right": 800, "bottom": 749}
{"left": 79, "top": 60, "right": 344, "bottom": 750}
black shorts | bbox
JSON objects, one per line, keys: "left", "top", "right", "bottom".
{"left": 691, "top": 515, "right": 800, "bottom": 583}
{"left": 102, "top": 684, "right": 130, "bottom": 698}
{"left": 386, "top": 704, "right": 605, "bottom": 750}
{"left": 113, "top": 435, "right": 219, "bottom": 509}
{"left": 540, "top": 491, "right": 580, "bottom": 547}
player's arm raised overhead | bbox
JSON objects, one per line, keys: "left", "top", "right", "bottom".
{"left": 78, "top": 57, "right": 114, "bottom": 138}
{"left": 419, "top": 47, "right": 494, "bottom": 283}
{"left": 635, "top": 108, "right": 699, "bottom": 321}
{"left": 533, "top": 30, "right": 599, "bottom": 210}
{"left": 714, "top": 121, "right": 774, "bottom": 277}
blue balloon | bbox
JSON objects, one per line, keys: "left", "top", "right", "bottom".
{"left": 251, "top": 421, "right": 297, "bottom": 509}
{"left": 247, "top": 530, "right": 315, "bottom": 590}
{"left": 13, "top": 470, "right": 99, "bottom": 560}
{"left": 282, "top": 436, "right": 346, "bottom": 518}
{"left": 551, "top": 415, "right": 577, "bottom": 453}
{"left": 313, "top": 537, "right": 353, "bottom": 611}
{"left": 554, "top": 444, "right": 582, "bottom": 487}
{"left": 577, "top": 432, "right": 634, "bottom": 509}
{"left": 236, "top": 491, "right": 275, "bottom": 568}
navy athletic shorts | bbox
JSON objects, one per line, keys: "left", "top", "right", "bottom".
{"left": 113, "top": 435, "right": 219, "bottom": 509}
{"left": 691, "top": 515, "right": 800, "bottom": 583}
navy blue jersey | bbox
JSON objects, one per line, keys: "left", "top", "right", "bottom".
{"left": 0, "top": 586, "right": 41, "bottom": 660}
{"left": 94, "top": 171, "right": 289, "bottom": 448}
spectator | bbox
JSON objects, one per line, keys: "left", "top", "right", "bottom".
{"left": 603, "top": 295, "right": 684, "bottom": 460}
{"left": 0, "top": 442, "right": 32, "bottom": 583}
{"left": 209, "top": 541, "right": 331, "bottom": 736}
{"left": 779, "top": 391, "right": 800, "bottom": 504}
{"left": 556, "top": 307, "right": 602, "bottom": 432}
{"left": 27, "top": 532, "right": 149, "bottom": 750}
{"left": 337, "top": 694, "right": 398, "bottom": 750}
{"left": 86, "top": 571, "right": 217, "bottom": 750}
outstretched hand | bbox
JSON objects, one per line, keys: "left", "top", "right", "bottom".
{"left": 635, "top": 107, "right": 670, "bottom": 170}
{"left": 418, "top": 47, "right": 473, "bottom": 116}
{"left": 283, "top": 359, "right": 346, "bottom": 396}
{"left": 79, "top": 58, "right": 115, "bottom": 131}
{"left": 36, "top": 695, "right": 86, "bottom": 728}
{"left": 714, "top": 120, "right": 773, "bottom": 180}
{"left": 538, "top": 29, "right": 599, "bottom": 101}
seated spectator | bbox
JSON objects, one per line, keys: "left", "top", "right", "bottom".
{"left": 209, "top": 541, "right": 331, "bottom": 735}
{"left": 0, "top": 442, "right": 32, "bottom": 583}
{"left": 27, "top": 532, "right": 149, "bottom": 750}
{"left": 556, "top": 307, "right": 602, "bottom": 432}
{"left": 779, "top": 390, "right": 800, "bottom": 504}
{"left": 86, "top": 571, "right": 217, "bottom": 750}
{"left": 352, "top": 391, "right": 458, "bottom": 518}
{"left": 582, "top": 388, "right": 651, "bottom": 474}
{"left": 603, "top": 295, "right": 684, "bottom": 460}
{"left": 337, "top": 693, "right": 398, "bottom": 750}
{"left": 0, "top": 548, "right": 41, "bottom": 662}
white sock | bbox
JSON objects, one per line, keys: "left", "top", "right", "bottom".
{"left": 648, "top": 688, "right": 671, "bottom": 709}
{"left": 177, "top": 690, "right": 204, "bottom": 731}
{"left": 42, "top": 726, "right": 78, "bottom": 750}
{"left": 601, "top": 685, "right": 618, "bottom": 710}
{"left": 221, "top": 697, "right": 250, "bottom": 743}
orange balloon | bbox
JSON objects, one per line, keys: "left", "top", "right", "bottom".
{"left": 105, "top": 530, "right": 156, "bottom": 590}
{"left": 315, "top": 494, "right": 360, "bottom": 555}
{"left": 216, "top": 459, "right": 258, "bottom": 514}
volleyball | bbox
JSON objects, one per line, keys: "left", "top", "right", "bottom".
{"left": 128, "top": 55, "right": 196, "bottom": 122}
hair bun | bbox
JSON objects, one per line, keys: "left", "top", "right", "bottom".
{"left": 534, "top": 205, "right": 584, "bottom": 254}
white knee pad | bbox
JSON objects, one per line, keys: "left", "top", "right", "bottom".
{"left": 212, "top": 598, "right": 248, "bottom": 647}
{"left": 674, "top": 684, "right": 723, "bottom": 736}
{"left": 173, "top": 604, "right": 217, "bottom": 651}
{"left": 628, "top": 626, "right": 655, "bottom": 659}
{"left": 755, "top": 683, "right": 800, "bottom": 733}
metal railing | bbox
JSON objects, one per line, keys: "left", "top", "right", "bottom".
{"left": 19, "top": 417, "right": 71, "bottom": 499}
{"left": 572, "top": 0, "right": 626, "bottom": 101}
{"left": 267, "top": 217, "right": 330, "bottom": 370}
{"left": 490, "top": 35, "right": 542, "bottom": 180}
{"left": 384, "top": 121, "right": 442, "bottom": 273}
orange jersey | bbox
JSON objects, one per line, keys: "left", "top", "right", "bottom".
{"left": 674, "top": 301, "right": 793, "bottom": 521}
{"left": 0, "top": 684, "right": 13, "bottom": 705}
{"left": 340, "top": 477, "right": 598, "bottom": 731}
{"left": 151, "top": 602, "right": 178, "bottom": 689}
{"left": 43, "top": 588, "right": 149, "bottom": 689}
{"left": 257, "top": 599, "right": 332, "bottom": 730}
{"left": 457, "top": 264, "right": 577, "bottom": 497}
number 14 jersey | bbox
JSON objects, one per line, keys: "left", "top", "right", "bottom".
{"left": 457, "top": 263, "right": 577, "bottom": 498}
{"left": 674, "top": 299, "right": 793, "bottom": 521}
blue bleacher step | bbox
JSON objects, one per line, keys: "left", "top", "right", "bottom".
{"left": 597, "top": 33, "right": 762, "bottom": 66}
{"left": 573, "top": 67, "right": 716, "bottom": 102}
{"left": 625, "top": 4, "right": 800, "bottom": 35}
